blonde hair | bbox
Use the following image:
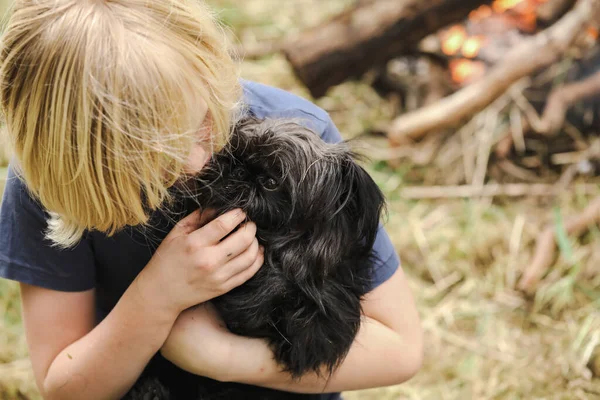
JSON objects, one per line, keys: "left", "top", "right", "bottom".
{"left": 0, "top": 0, "right": 242, "bottom": 248}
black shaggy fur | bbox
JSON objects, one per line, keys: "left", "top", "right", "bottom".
{"left": 124, "top": 117, "right": 386, "bottom": 400}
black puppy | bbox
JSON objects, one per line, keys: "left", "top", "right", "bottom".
{"left": 125, "top": 117, "right": 386, "bottom": 399}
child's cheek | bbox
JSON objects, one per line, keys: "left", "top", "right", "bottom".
{"left": 183, "top": 145, "right": 211, "bottom": 174}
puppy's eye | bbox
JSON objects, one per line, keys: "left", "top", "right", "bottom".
{"left": 258, "top": 175, "right": 278, "bottom": 190}
{"left": 231, "top": 167, "right": 247, "bottom": 180}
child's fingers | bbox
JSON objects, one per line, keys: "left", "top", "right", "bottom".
{"left": 219, "top": 237, "right": 260, "bottom": 278}
{"left": 222, "top": 245, "right": 264, "bottom": 292}
{"left": 190, "top": 208, "right": 246, "bottom": 245}
{"left": 213, "top": 222, "right": 257, "bottom": 264}
{"left": 198, "top": 208, "right": 218, "bottom": 227}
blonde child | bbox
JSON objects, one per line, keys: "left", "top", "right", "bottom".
{"left": 0, "top": 1, "right": 423, "bottom": 399}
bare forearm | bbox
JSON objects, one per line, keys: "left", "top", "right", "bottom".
{"left": 43, "top": 276, "right": 177, "bottom": 400}
{"left": 220, "top": 317, "right": 423, "bottom": 394}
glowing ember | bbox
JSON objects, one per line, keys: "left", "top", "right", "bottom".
{"left": 449, "top": 59, "right": 486, "bottom": 84}
{"left": 461, "top": 36, "right": 486, "bottom": 58}
{"left": 492, "top": 0, "right": 548, "bottom": 13}
{"left": 441, "top": 25, "right": 467, "bottom": 55}
{"left": 471, "top": 0, "right": 550, "bottom": 32}
{"left": 588, "top": 27, "right": 599, "bottom": 40}
{"left": 442, "top": 0, "right": 553, "bottom": 84}
{"left": 493, "top": 0, "right": 526, "bottom": 13}
{"left": 469, "top": 5, "right": 493, "bottom": 22}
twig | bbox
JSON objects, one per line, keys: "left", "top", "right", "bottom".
{"left": 555, "top": 163, "right": 580, "bottom": 193}
{"left": 460, "top": 118, "right": 478, "bottom": 183}
{"left": 400, "top": 183, "right": 598, "bottom": 199}
{"left": 387, "top": 0, "right": 600, "bottom": 143}
{"left": 497, "top": 160, "right": 544, "bottom": 182}
{"left": 537, "top": 0, "right": 577, "bottom": 26}
{"left": 536, "top": 69, "right": 600, "bottom": 135}
{"left": 518, "top": 195, "right": 600, "bottom": 293}
{"left": 508, "top": 215, "right": 526, "bottom": 289}
{"left": 472, "top": 110, "right": 499, "bottom": 188}
{"left": 511, "top": 86, "right": 547, "bottom": 133}
{"left": 510, "top": 106, "right": 526, "bottom": 154}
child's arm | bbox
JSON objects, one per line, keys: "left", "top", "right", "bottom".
{"left": 20, "top": 282, "right": 178, "bottom": 400}
{"left": 162, "top": 267, "right": 423, "bottom": 393}
{"left": 20, "top": 210, "right": 262, "bottom": 400}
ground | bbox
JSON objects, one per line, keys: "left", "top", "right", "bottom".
{"left": 1, "top": 1, "right": 600, "bottom": 399}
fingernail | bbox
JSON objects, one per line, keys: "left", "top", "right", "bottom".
{"left": 227, "top": 209, "right": 245, "bottom": 221}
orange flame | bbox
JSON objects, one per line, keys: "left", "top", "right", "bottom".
{"left": 461, "top": 36, "right": 486, "bottom": 58}
{"left": 468, "top": 0, "right": 550, "bottom": 32}
{"left": 469, "top": 5, "right": 493, "bottom": 22}
{"left": 450, "top": 60, "right": 486, "bottom": 84}
{"left": 493, "top": 0, "right": 548, "bottom": 13}
{"left": 445, "top": 0, "right": 552, "bottom": 84}
{"left": 441, "top": 25, "right": 467, "bottom": 56}
{"left": 493, "top": 0, "right": 525, "bottom": 13}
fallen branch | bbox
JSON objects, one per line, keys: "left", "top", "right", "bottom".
{"left": 536, "top": 0, "right": 576, "bottom": 26}
{"left": 518, "top": 195, "right": 600, "bottom": 293}
{"left": 399, "top": 183, "right": 598, "bottom": 199}
{"left": 282, "top": 0, "right": 492, "bottom": 98}
{"left": 536, "top": 69, "right": 600, "bottom": 135}
{"left": 494, "top": 65, "right": 600, "bottom": 157}
{"left": 387, "top": 0, "right": 600, "bottom": 144}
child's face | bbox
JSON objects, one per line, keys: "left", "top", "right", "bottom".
{"left": 182, "top": 99, "right": 212, "bottom": 175}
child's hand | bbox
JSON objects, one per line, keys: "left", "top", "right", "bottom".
{"left": 135, "top": 209, "right": 264, "bottom": 316}
{"left": 160, "top": 303, "right": 235, "bottom": 380}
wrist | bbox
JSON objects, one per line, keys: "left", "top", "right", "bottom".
{"left": 130, "top": 267, "right": 182, "bottom": 323}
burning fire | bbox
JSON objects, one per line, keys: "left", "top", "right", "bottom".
{"left": 469, "top": 5, "right": 493, "bottom": 22}
{"left": 441, "top": 27, "right": 486, "bottom": 58}
{"left": 442, "top": 0, "right": 549, "bottom": 85}
{"left": 449, "top": 60, "right": 486, "bottom": 84}
{"left": 441, "top": 26, "right": 467, "bottom": 56}
{"left": 492, "top": 0, "right": 547, "bottom": 13}
{"left": 461, "top": 36, "right": 485, "bottom": 58}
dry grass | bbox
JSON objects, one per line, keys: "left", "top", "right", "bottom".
{"left": 1, "top": 1, "right": 600, "bottom": 399}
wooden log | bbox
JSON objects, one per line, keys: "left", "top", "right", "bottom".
{"left": 282, "top": 0, "right": 492, "bottom": 98}
{"left": 387, "top": 0, "right": 600, "bottom": 144}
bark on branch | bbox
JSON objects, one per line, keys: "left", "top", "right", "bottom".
{"left": 282, "top": 0, "right": 492, "bottom": 98}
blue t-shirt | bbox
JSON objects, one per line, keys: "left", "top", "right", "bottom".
{"left": 0, "top": 80, "right": 400, "bottom": 399}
